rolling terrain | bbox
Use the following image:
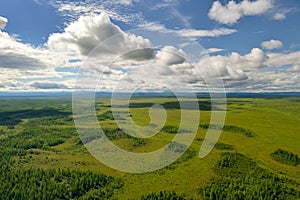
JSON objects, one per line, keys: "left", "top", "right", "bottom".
{"left": 0, "top": 95, "right": 300, "bottom": 199}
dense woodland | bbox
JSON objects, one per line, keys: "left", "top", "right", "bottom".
{"left": 0, "top": 161, "right": 122, "bottom": 199}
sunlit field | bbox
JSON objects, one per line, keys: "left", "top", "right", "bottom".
{"left": 0, "top": 95, "right": 300, "bottom": 199}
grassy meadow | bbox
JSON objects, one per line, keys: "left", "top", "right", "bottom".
{"left": 0, "top": 95, "right": 300, "bottom": 199}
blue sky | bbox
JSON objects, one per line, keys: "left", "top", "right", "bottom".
{"left": 0, "top": 0, "right": 299, "bottom": 92}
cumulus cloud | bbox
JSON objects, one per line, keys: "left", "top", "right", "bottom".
{"left": 194, "top": 47, "right": 278, "bottom": 84}
{"left": 0, "top": 16, "right": 8, "bottom": 30}
{"left": 196, "top": 46, "right": 300, "bottom": 91}
{"left": 288, "top": 65, "right": 300, "bottom": 72}
{"left": 111, "top": 61, "right": 202, "bottom": 92}
{"left": 197, "top": 53, "right": 249, "bottom": 81}
{"left": 0, "top": 31, "right": 73, "bottom": 79}
{"left": 244, "top": 48, "right": 269, "bottom": 68}
{"left": 261, "top": 39, "right": 283, "bottom": 50}
{"left": 47, "top": 13, "right": 153, "bottom": 60}
{"left": 121, "top": 48, "right": 155, "bottom": 61}
{"left": 0, "top": 29, "right": 50, "bottom": 71}
{"left": 265, "top": 51, "right": 300, "bottom": 68}
{"left": 0, "top": 17, "right": 80, "bottom": 85}
{"left": 0, "top": 78, "right": 22, "bottom": 90}
{"left": 30, "top": 82, "right": 70, "bottom": 89}
{"left": 204, "top": 48, "right": 268, "bottom": 73}
{"left": 0, "top": 54, "right": 45, "bottom": 70}
{"left": 272, "top": 8, "right": 296, "bottom": 21}
{"left": 208, "top": 0, "right": 274, "bottom": 25}
{"left": 246, "top": 69, "right": 300, "bottom": 92}
{"left": 43, "top": 10, "right": 298, "bottom": 92}
{"left": 156, "top": 46, "right": 187, "bottom": 66}
{"left": 48, "top": 13, "right": 121, "bottom": 54}
{"left": 0, "top": 11, "right": 299, "bottom": 92}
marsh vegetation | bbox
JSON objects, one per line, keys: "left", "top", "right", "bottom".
{"left": 0, "top": 96, "right": 299, "bottom": 199}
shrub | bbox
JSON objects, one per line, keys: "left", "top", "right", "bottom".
{"left": 162, "top": 125, "right": 178, "bottom": 134}
{"left": 271, "top": 149, "right": 300, "bottom": 166}
{"left": 214, "top": 142, "right": 234, "bottom": 150}
{"left": 199, "top": 124, "right": 254, "bottom": 137}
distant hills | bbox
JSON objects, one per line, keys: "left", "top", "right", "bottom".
{"left": 0, "top": 91, "right": 300, "bottom": 98}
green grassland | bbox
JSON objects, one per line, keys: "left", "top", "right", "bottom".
{"left": 0, "top": 96, "right": 300, "bottom": 199}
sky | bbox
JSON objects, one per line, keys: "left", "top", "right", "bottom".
{"left": 0, "top": 0, "right": 299, "bottom": 92}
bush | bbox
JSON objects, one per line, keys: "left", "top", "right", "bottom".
{"left": 131, "top": 138, "right": 147, "bottom": 147}
{"left": 162, "top": 125, "right": 178, "bottom": 134}
{"left": 104, "top": 128, "right": 132, "bottom": 140}
{"left": 271, "top": 149, "right": 300, "bottom": 166}
{"left": 199, "top": 124, "right": 254, "bottom": 137}
{"left": 214, "top": 143, "right": 234, "bottom": 150}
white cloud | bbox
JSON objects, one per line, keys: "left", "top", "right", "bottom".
{"left": 156, "top": 46, "right": 187, "bottom": 66}
{"left": 30, "top": 82, "right": 70, "bottom": 90}
{"left": 288, "top": 65, "right": 300, "bottom": 72}
{"left": 244, "top": 48, "right": 269, "bottom": 68}
{"left": 47, "top": 13, "right": 153, "bottom": 61}
{"left": 208, "top": 0, "right": 274, "bottom": 25}
{"left": 0, "top": 11, "right": 299, "bottom": 92}
{"left": 170, "top": 9, "right": 191, "bottom": 28}
{"left": 197, "top": 53, "right": 249, "bottom": 81}
{"left": 0, "top": 16, "right": 8, "bottom": 30}
{"left": 178, "top": 28, "right": 237, "bottom": 37}
{"left": 204, "top": 48, "right": 268, "bottom": 74}
{"left": 0, "top": 54, "right": 45, "bottom": 70}
{"left": 265, "top": 50, "right": 300, "bottom": 68}
{"left": 0, "top": 78, "right": 21, "bottom": 90}
{"left": 48, "top": 12, "right": 122, "bottom": 54}
{"left": 51, "top": 0, "right": 144, "bottom": 25}
{"left": 272, "top": 8, "right": 296, "bottom": 21}
{"left": 209, "top": 1, "right": 240, "bottom": 25}
{"left": 261, "top": 39, "right": 283, "bottom": 50}
{"left": 152, "top": 0, "right": 180, "bottom": 10}
{"left": 0, "top": 30, "right": 51, "bottom": 70}
{"left": 273, "top": 13, "right": 286, "bottom": 20}
{"left": 193, "top": 47, "right": 285, "bottom": 85}
{"left": 206, "top": 48, "right": 225, "bottom": 54}
{"left": 196, "top": 47, "right": 300, "bottom": 91}
{"left": 246, "top": 69, "right": 300, "bottom": 92}
{"left": 116, "top": 0, "right": 134, "bottom": 5}
{"left": 0, "top": 18, "right": 79, "bottom": 83}
{"left": 140, "top": 22, "right": 237, "bottom": 38}
{"left": 139, "top": 22, "right": 167, "bottom": 31}
{"left": 52, "top": 0, "right": 235, "bottom": 39}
